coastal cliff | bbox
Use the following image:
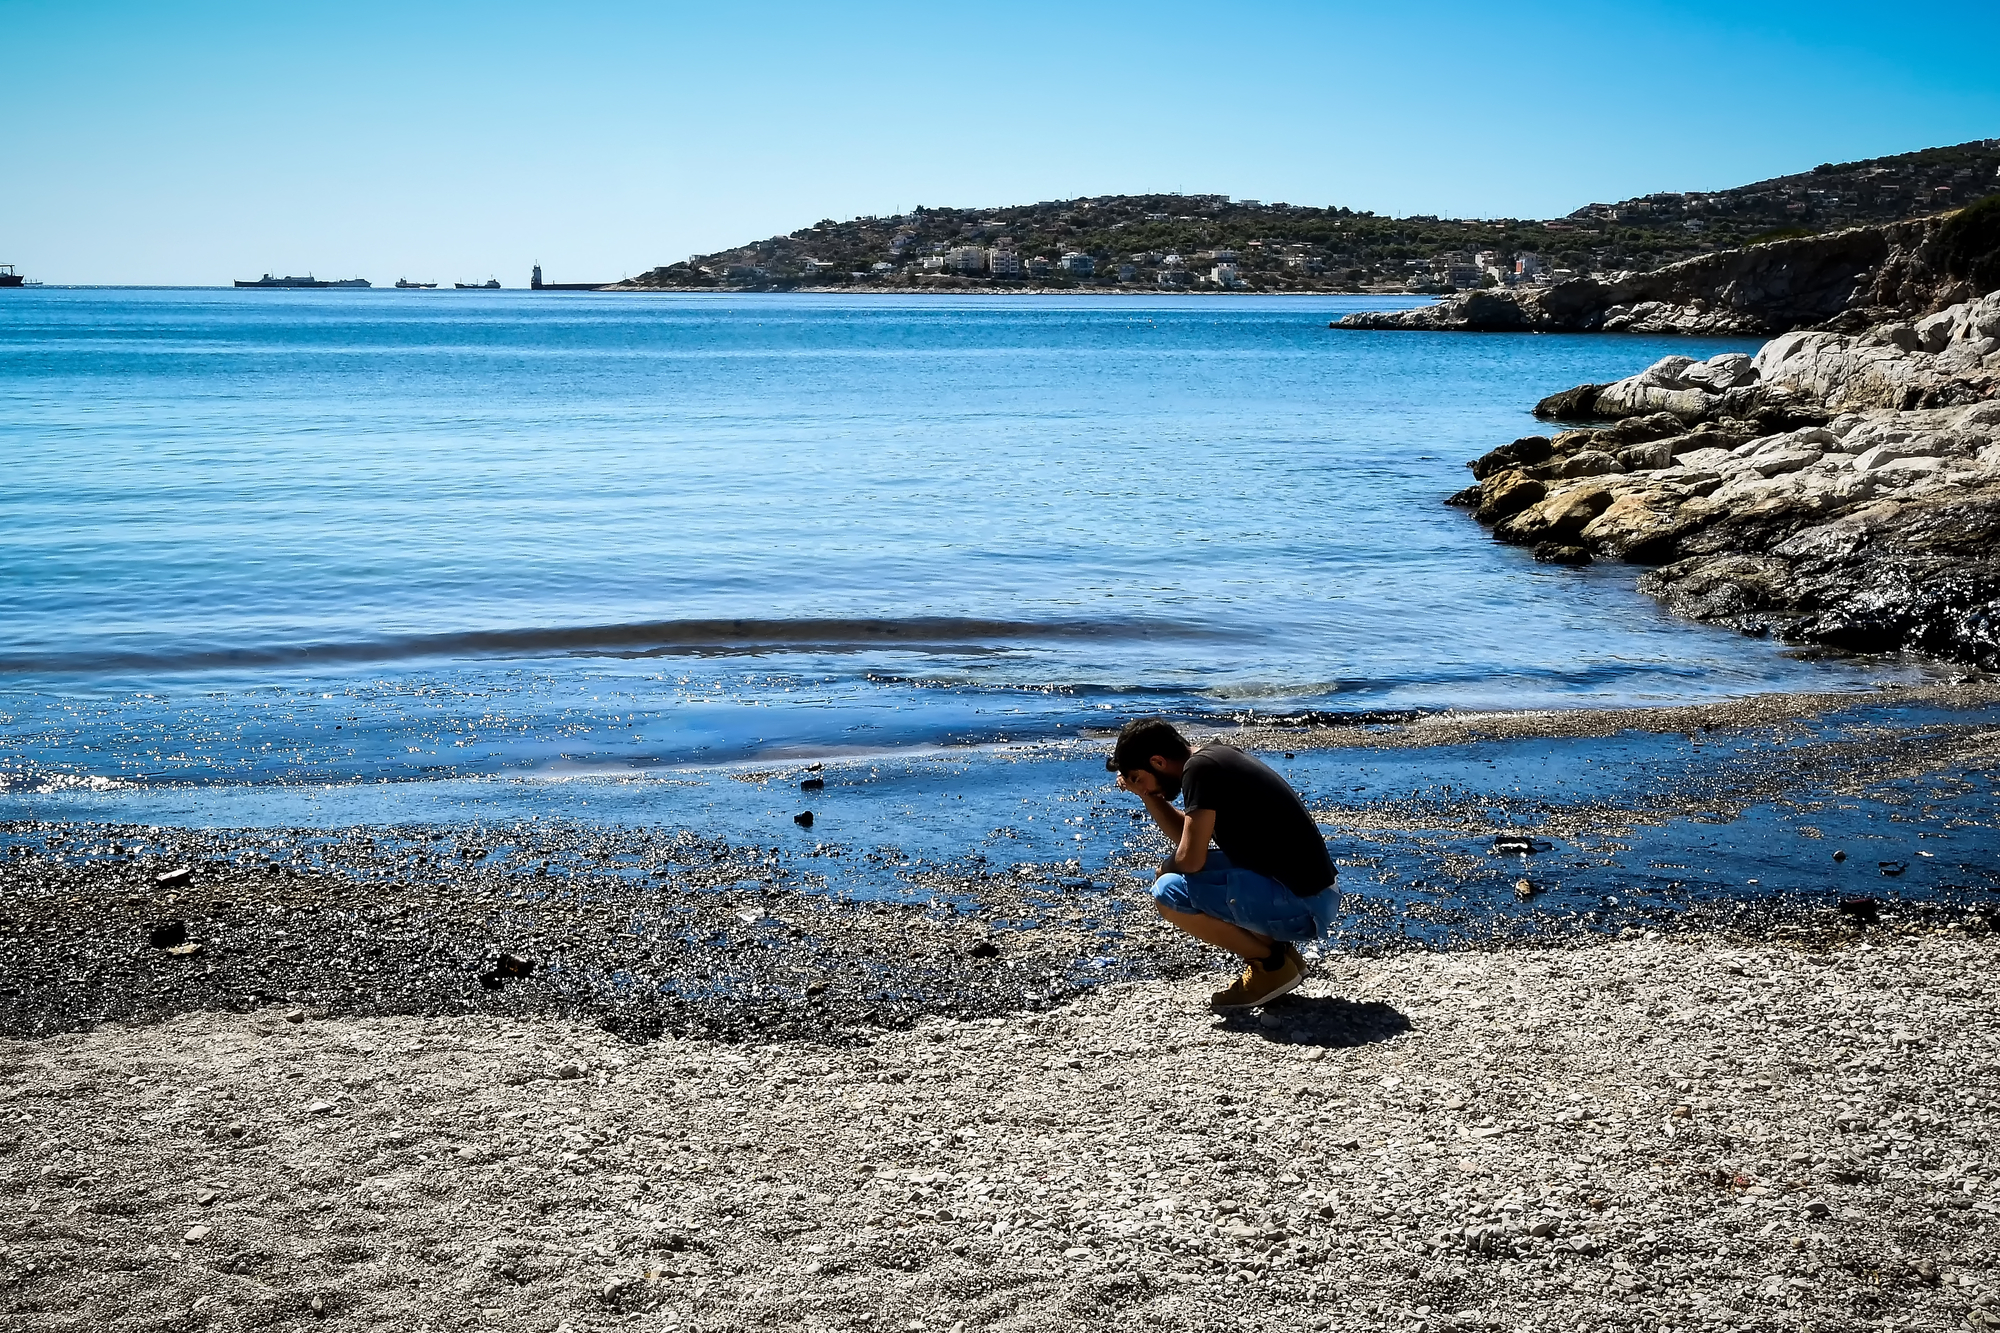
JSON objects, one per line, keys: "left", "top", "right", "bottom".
{"left": 1340, "top": 198, "right": 2000, "bottom": 336}
{"left": 1455, "top": 288, "right": 2000, "bottom": 664}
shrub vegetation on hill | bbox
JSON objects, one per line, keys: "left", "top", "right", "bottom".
{"left": 622, "top": 140, "right": 2000, "bottom": 293}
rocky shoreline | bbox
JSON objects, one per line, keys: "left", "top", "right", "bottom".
{"left": 1452, "top": 287, "right": 2000, "bottom": 665}
{"left": 1336, "top": 198, "right": 1999, "bottom": 336}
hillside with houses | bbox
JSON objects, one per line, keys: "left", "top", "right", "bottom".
{"left": 615, "top": 140, "right": 2000, "bottom": 294}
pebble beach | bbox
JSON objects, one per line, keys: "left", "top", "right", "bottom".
{"left": 7, "top": 930, "right": 1996, "bottom": 1333}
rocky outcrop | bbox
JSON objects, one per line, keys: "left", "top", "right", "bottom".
{"left": 1456, "top": 289, "right": 2000, "bottom": 665}
{"left": 1533, "top": 290, "right": 2000, "bottom": 423}
{"left": 1339, "top": 198, "right": 2000, "bottom": 337}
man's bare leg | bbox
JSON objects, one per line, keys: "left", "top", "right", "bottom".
{"left": 1155, "top": 903, "right": 1277, "bottom": 963}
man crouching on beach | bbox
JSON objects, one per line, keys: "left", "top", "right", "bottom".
{"left": 1109, "top": 718, "right": 1340, "bottom": 1010}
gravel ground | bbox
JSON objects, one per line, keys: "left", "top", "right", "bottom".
{"left": 6, "top": 929, "right": 1997, "bottom": 1333}
{"left": 0, "top": 824, "right": 1227, "bottom": 1044}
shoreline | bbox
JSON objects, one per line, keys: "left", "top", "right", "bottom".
{"left": 5, "top": 673, "right": 1984, "bottom": 793}
{"left": 5, "top": 678, "right": 1996, "bottom": 1046}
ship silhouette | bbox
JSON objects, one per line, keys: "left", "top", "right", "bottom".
{"left": 234, "top": 273, "right": 370, "bottom": 289}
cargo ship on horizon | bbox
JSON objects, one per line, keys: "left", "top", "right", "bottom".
{"left": 0, "top": 265, "right": 25, "bottom": 288}
{"left": 233, "top": 274, "right": 371, "bottom": 289}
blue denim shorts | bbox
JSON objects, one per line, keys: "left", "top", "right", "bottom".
{"left": 1150, "top": 850, "right": 1339, "bottom": 942}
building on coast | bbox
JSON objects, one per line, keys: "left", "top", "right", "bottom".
{"left": 944, "top": 246, "right": 988, "bottom": 274}
{"left": 1430, "top": 251, "right": 1483, "bottom": 289}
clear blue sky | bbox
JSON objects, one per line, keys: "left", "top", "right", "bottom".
{"left": 4, "top": 0, "right": 1996, "bottom": 285}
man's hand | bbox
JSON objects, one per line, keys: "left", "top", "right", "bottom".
{"left": 1118, "top": 768, "right": 1166, "bottom": 796}
{"left": 1117, "top": 766, "right": 1192, "bottom": 852}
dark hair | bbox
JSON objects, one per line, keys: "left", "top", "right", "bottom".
{"left": 1107, "top": 717, "right": 1191, "bottom": 775}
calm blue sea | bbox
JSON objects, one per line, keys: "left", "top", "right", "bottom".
{"left": 0, "top": 288, "right": 1922, "bottom": 828}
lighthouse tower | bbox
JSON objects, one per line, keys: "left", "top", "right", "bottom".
{"left": 531, "top": 264, "right": 544, "bottom": 290}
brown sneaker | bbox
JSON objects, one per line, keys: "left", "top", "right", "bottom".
{"left": 1209, "top": 945, "right": 1306, "bottom": 1011}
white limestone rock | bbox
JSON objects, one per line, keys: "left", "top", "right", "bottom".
{"left": 1673, "top": 446, "right": 1737, "bottom": 472}
{"left": 1679, "top": 353, "right": 1758, "bottom": 390}
{"left": 1748, "top": 449, "right": 1822, "bottom": 478}
{"left": 1914, "top": 309, "right": 1957, "bottom": 354}
{"left": 1852, "top": 438, "right": 1943, "bottom": 471}
{"left": 1636, "top": 355, "right": 1698, "bottom": 389}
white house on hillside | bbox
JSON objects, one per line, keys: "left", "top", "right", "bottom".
{"left": 944, "top": 246, "right": 987, "bottom": 274}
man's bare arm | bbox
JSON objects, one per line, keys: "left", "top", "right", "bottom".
{"left": 1117, "top": 772, "right": 1213, "bottom": 872}
{"left": 1166, "top": 807, "right": 1215, "bottom": 874}
{"left": 1139, "top": 789, "right": 1184, "bottom": 843}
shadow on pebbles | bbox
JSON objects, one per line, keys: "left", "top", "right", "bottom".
{"left": 4, "top": 930, "right": 1997, "bottom": 1332}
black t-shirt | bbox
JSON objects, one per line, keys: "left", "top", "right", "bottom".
{"left": 1181, "top": 744, "right": 1336, "bottom": 897}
